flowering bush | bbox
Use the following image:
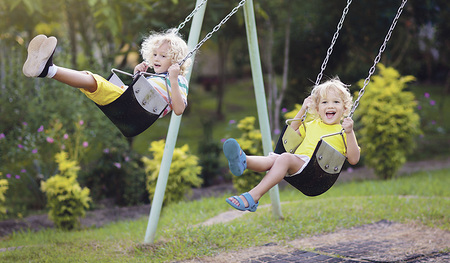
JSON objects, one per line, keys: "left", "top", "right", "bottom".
{"left": 142, "top": 140, "right": 202, "bottom": 205}
{"left": 0, "top": 117, "right": 90, "bottom": 215}
{"left": 416, "top": 92, "right": 445, "bottom": 135}
{"left": 81, "top": 146, "right": 147, "bottom": 206}
{"left": 354, "top": 64, "right": 420, "bottom": 179}
{"left": 41, "top": 152, "right": 91, "bottom": 230}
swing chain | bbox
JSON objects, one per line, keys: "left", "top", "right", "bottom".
{"left": 299, "top": 0, "right": 352, "bottom": 122}
{"left": 349, "top": 0, "right": 408, "bottom": 118}
{"left": 179, "top": 0, "right": 248, "bottom": 66}
{"left": 315, "top": 0, "right": 352, "bottom": 86}
{"left": 175, "top": 0, "right": 208, "bottom": 33}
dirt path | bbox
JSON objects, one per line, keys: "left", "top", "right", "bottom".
{"left": 182, "top": 219, "right": 450, "bottom": 263}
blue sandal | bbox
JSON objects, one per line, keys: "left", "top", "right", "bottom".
{"left": 223, "top": 138, "right": 247, "bottom": 176}
{"left": 226, "top": 192, "right": 259, "bottom": 212}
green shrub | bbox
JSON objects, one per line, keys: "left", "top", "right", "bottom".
{"left": 142, "top": 140, "right": 202, "bottom": 205}
{"left": 231, "top": 117, "right": 265, "bottom": 193}
{"left": 41, "top": 152, "right": 91, "bottom": 230}
{"left": 0, "top": 174, "right": 8, "bottom": 215}
{"left": 354, "top": 64, "right": 421, "bottom": 179}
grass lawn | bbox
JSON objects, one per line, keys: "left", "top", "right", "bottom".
{"left": 1, "top": 168, "right": 448, "bottom": 262}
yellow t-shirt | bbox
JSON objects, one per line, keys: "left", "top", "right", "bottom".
{"left": 295, "top": 119, "right": 347, "bottom": 157}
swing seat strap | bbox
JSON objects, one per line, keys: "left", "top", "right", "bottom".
{"left": 315, "top": 139, "right": 346, "bottom": 174}
{"left": 281, "top": 118, "right": 306, "bottom": 153}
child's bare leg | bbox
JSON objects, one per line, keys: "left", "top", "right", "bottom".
{"left": 246, "top": 155, "right": 278, "bottom": 172}
{"left": 53, "top": 67, "right": 97, "bottom": 92}
{"left": 228, "top": 153, "right": 304, "bottom": 207}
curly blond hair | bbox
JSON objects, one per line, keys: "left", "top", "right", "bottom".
{"left": 140, "top": 28, "right": 192, "bottom": 76}
{"left": 309, "top": 77, "right": 353, "bottom": 117}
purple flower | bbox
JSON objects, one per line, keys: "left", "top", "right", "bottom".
{"left": 37, "top": 125, "right": 44, "bottom": 132}
{"left": 417, "top": 105, "right": 422, "bottom": 110}
{"left": 46, "top": 137, "right": 54, "bottom": 143}
{"left": 113, "top": 163, "right": 121, "bottom": 169}
{"left": 431, "top": 120, "right": 436, "bottom": 125}
{"left": 22, "top": 122, "right": 28, "bottom": 126}
{"left": 0, "top": 133, "right": 5, "bottom": 139}
{"left": 79, "top": 120, "right": 84, "bottom": 126}
{"left": 61, "top": 145, "right": 66, "bottom": 150}
{"left": 274, "top": 128, "right": 280, "bottom": 135}
{"left": 229, "top": 120, "right": 236, "bottom": 124}
{"left": 18, "top": 144, "right": 24, "bottom": 149}
{"left": 82, "top": 141, "right": 89, "bottom": 148}
{"left": 221, "top": 138, "right": 226, "bottom": 143}
{"left": 21, "top": 169, "right": 26, "bottom": 173}
{"left": 63, "top": 134, "right": 69, "bottom": 140}
{"left": 6, "top": 174, "right": 11, "bottom": 178}
{"left": 424, "top": 92, "right": 430, "bottom": 98}
{"left": 282, "top": 108, "right": 288, "bottom": 113}
{"left": 32, "top": 148, "right": 38, "bottom": 154}
{"left": 15, "top": 175, "right": 20, "bottom": 179}
{"left": 125, "top": 156, "right": 130, "bottom": 162}
{"left": 103, "top": 148, "right": 110, "bottom": 153}
{"left": 430, "top": 100, "right": 436, "bottom": 106}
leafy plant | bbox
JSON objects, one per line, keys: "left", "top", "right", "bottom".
{"left": 142, "top": 140, "right": 202, "bottom": 205}
{"left": 354, "top": 64, "right": 421, "bottom": 179}
{"left": 82, "top": 147, "right": 147, "bottom": 206}
{"left": 41, "top": 152, "right": 91, "bottom": 230}
{"left": 0, "top": 173, "right": 8, "bottom": 215}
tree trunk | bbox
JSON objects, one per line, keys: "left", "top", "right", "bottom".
{"left": 216, "top": 37, "right": 230, "bottom": 119}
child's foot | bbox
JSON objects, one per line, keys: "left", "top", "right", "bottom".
{"left": 226, "top": 192, "right": 258, "bottom": 212}
{"left": 223, "top": 138, "right": 247, "bottom": 176}
{"left": 23, "top": 35, "right": 57, "bottom": 78}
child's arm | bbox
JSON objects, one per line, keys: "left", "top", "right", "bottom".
{"left": 168, "top": 64, "right": 186, "bottom": 115}
{"left": 342, "top": 117, "right": 360, "bottom": 165}
{"left": 290, "top": 96, "right": 312, "bottom": 132}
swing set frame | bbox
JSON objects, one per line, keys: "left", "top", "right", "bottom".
{"left": 129, "top": 0, "right": 408, "bottom": 243}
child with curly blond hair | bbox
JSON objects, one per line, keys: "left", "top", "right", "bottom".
{"left": 23, "top": 29, "right": 191, "bottom": 116}
{"left": 223, "top": 78, "right": 360, "bottom": 212}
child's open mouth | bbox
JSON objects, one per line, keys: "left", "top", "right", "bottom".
{"left": 326, "top": 111, "right": 336, "bottom": 119}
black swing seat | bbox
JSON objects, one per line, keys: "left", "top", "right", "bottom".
{"left": 96, "top": 71, "right": 169, "bottom": 137}
{"left": 274, "top": 125, "right": 347, "bottom": 197}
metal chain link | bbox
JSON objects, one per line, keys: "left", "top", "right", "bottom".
{"left": 179, "top": 0, "right": 248, "bottom": 66}
{"left": 349, "top": 0, "right": 408, "bottom": 118}
{"left": 175, "top": 0, "right": 209, "bottom": 33}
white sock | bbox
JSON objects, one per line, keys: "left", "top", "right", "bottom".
{"left": 46, "top": 65, "right": 57, "bottom": 78}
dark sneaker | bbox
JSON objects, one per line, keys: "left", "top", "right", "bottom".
{"left": 23, "top": 35, "right": 57, "bottom": 78}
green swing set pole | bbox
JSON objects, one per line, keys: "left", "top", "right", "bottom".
{"left": 243, "top": 0, "right": 283, "bottom": 219}
{"left": 144, "top": 0, "right": 207, "bottom": 244}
